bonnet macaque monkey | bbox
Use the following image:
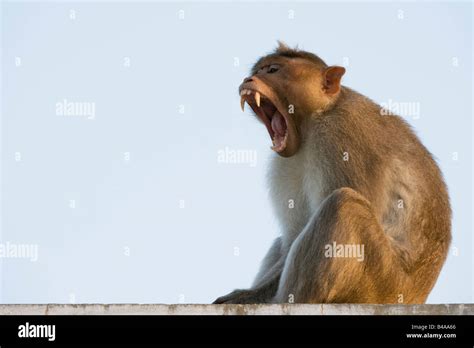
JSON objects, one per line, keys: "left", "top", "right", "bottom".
{"left": 213, "top": 43, "right": 451, "bottom": 304}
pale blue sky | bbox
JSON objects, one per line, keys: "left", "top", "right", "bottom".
{"left": 1, "top": 0, "right": 472, "bottom": 304}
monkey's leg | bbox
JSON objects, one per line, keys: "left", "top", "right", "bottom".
{"left": 275, "top": 187, "right": 404, "bottom": 304}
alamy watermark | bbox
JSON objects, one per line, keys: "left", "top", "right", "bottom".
{"left": 56, "top": 99, "right": 96, "bottom": 120}
{"left": 0, "top": 242, "right": 38, "bottom": 262}
{"left": 18, "top": 322, "right": 55, "bottom": 341}
{"left": 380, "top": 99, "right": 420, "bottom": 119}
{"left": 324, "top": 241, "right": 364, "bottom": 262}
{"left": 217, "top": 146, "right": 257, "bottom": 167}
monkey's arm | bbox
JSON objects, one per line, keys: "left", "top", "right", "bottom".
{"left": 213, "top": 238, "right": 285, "bottom": 304}
{"left": 252, "top": 237, "right": 283, "bottom": 288}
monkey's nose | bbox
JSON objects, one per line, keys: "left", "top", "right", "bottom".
{"left": 243, "top": 77, "right": 254, "bottom": 83}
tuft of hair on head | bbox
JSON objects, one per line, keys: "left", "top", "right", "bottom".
{"left": 275, "top": 40, "right": 294, "bottom": 54}
{"left": 273, "top": 41, "right": 328, "bottom": 68}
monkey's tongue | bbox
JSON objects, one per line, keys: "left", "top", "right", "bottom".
{"left": 271, "top": 111, "right": 287, "bottom": 136}
{"left": 271, "top": 111, "right": 288, "bottom": 150}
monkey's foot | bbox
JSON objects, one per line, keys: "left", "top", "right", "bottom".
{"left": 213, "top": 289, "right": 263, "bottom": 304}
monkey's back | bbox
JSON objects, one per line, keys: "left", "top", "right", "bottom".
{"left": 310, "top": 87, "right": 451, "bottom": 301}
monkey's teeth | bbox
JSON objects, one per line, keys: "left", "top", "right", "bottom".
{"left": 255, "top": 92, "right": 261, "bottom": 107}
{"left": 240, "top": 96, "right": 246, "bottom": 112}
{"left": 246, "top": 90, "right": 252, "bottom": 95}
{"left": 240, "top": 89, "right": 246, "bottom": 96}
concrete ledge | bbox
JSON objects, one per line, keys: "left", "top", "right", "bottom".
{"left": 0, "top": 304, "right": 472, "bottom": 315}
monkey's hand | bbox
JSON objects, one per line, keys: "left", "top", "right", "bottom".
{"left": 213, "top": 289, "right": 264, "bottom": 304}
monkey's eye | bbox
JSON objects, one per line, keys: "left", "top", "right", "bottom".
{"left": 267, "top": 65, "right": 280, "bottom": 74}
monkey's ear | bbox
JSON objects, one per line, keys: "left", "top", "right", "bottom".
{"left": 323, "top": 66, "right": 346, "bottom": 94}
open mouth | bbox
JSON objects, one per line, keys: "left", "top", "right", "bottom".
{"left": 240, "top": 89, "right": 288, "bottom": 152}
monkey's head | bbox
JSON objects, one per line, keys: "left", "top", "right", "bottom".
{"left": 239, "top": 42, "right": 345, "bottom": 157}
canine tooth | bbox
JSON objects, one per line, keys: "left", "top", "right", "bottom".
{"left": 255, "top": 92, "right": 261, "bottom": 107}
{"left": 240, "top": 96, "right": 245, "bottom": 112}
